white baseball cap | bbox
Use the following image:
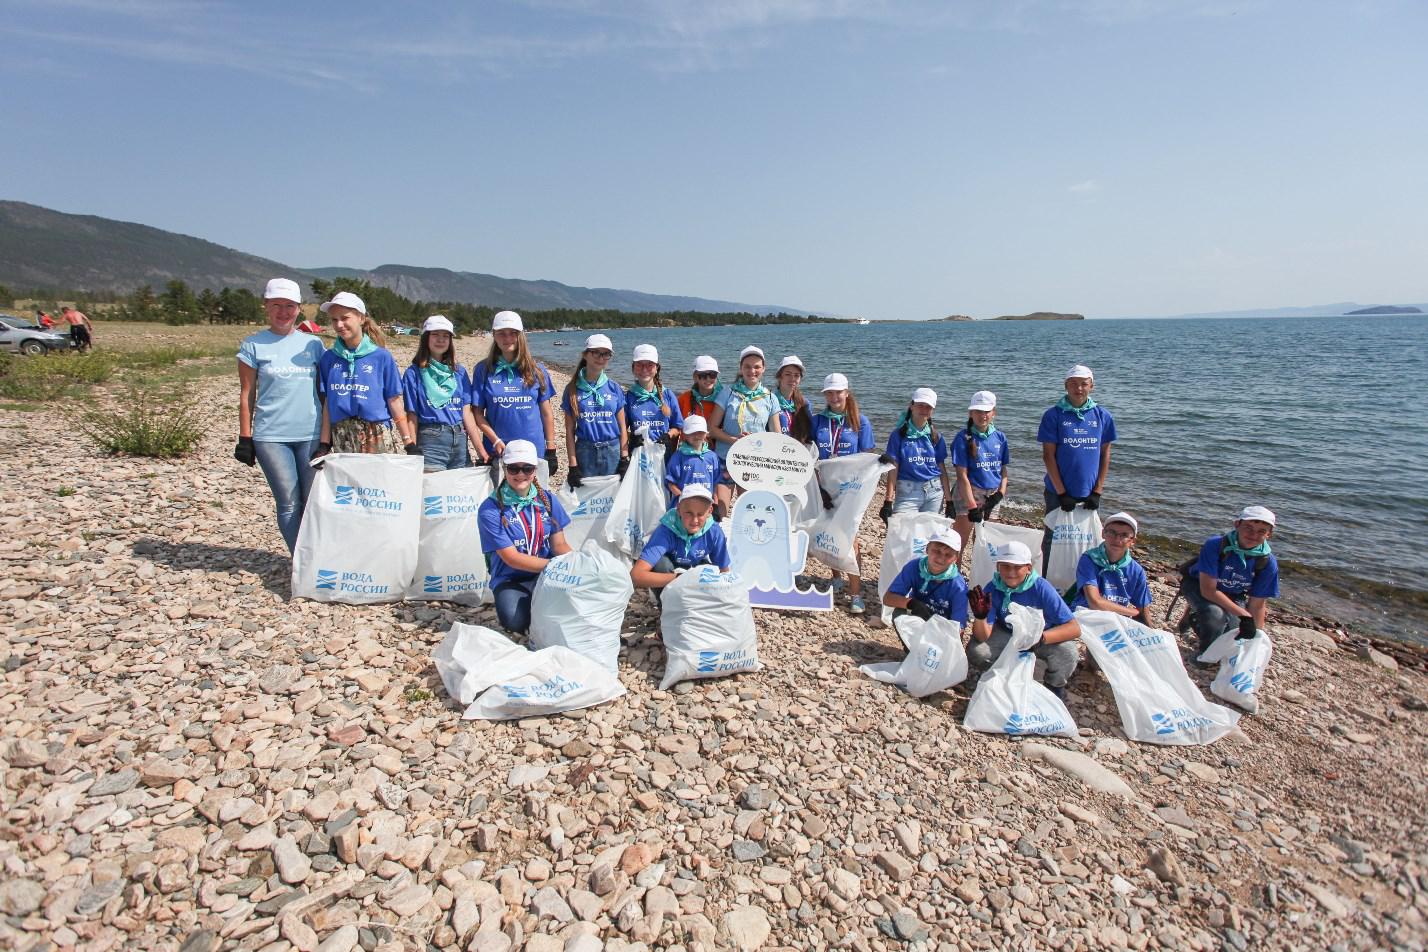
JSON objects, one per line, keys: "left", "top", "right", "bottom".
{"left": 679, "top": 484, "right": 714, "bottom": 504}
{"left": 1065, "top": 364, "right": 1094, "bottom": 380}
{"left": 739, "top": 345, "right": 765, "bottom": 362}
{"left": 423, "top": 315, "right": 454, "bottom": 334}
{"left": 968, "top": 390, "right": 996, "bottom": 411}
{"left": 263, "top": 278, "right": 302, "bottom": 303}
{"left": 777, "top": 355, "right": 804, "bottom": 374}
{"left": 502, "top": 439, "right": 539, "bottom": 467}
{"left": 1237, "top": 505, "right": 1277, "bottom": 527}
{"left": 910, "top": 387, "right": 938, "bottom": 409}
{"left": 492, "top": 310, "right": 524, "bottom": 332}
{"left": 693, "top": 355, "right": 719, "bottom": 374}
{"left": 993, "top": 541, "right": 1034, "bottom": 566}
{"left": 632, "top": 344, "right": 659, "bottom": 364}
{"left": 319, "top": 291, "right": 366, "bottom": 315}
{"left": 822, "top": 373, "right": 849, "bottom": 392}
{"left": 926, "top": 527, "right": 963, "bottom": 552}
{"left": 682, "top": 416, "right": 709, "bottom": 436}
{"left": 584, "top": 334, "right": 613, "bottom": 353}
{"left": 1104, "top": 512, "right": 1139, "bottom": 534}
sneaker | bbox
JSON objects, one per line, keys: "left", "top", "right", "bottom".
{"left": 850, "top": 595, "right": 866, "bottom": 614}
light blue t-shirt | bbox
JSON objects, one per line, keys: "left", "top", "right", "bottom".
{"left": 237, "top": 330, "right": 325, "bottom": 442}
{"left": 715, "top": 386, "right": 779, "bottom": 460}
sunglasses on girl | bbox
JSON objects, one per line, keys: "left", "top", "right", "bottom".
{"left": 696, "top": 371, "right": 718, "bottom": 379}
{"left": 506, "top": 464, "right": 537, "bottom": 475}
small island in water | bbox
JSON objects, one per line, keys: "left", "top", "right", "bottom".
{"left": 992, "top": 312, "right": 1084, "bottom": 321}
{"left": 1346, "top": 305, "right": 1423, "bottom": 315}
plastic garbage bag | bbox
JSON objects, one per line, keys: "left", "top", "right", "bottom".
{"left": 878, "top": 512, "right": 955, "bottom": 627}
{"left": 1199, "top": 627, "right": 1273, "bottom": 714}
{"left": 1043, "top": 507, "right": 1103, "bottom": 592}
{"left": 406, "top": 466, "right": 493, "bottom": 605}
{"left": 292, "top": 453, "right": 424, "bottom": 603}
{"left": 432, "top": 622, "right": 534, "bottom": 704}
{"left": 963, "top": 603, "right": 1078, "bottom": 738}
{"left": 1077, "top": 609, "right": 1240, "bottom": 744}
{"left": 860, "top": 613, "right": 968, "bottom": 698}
{"left": 529, "top": 542, "right": 633, "bottom": 674}
{"left": 605, "top": 434, "right": 668, "bottom": 558}
{"left": 807, "top": 454, "right": 894, "bottom": 574}
{"left": 554, "top": 474, "right": 626, "bottom": 562}
{"left": 659, "top": 567, "right": 758, "bottom": 690}
{"left": 969, "top": 521, "right": 1045, "bottom": 590}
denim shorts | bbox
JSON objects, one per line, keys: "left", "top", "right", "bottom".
{"left": 575, "top": 439, "right": 621, "bottom": 477}
{"left": 416, "top": 423, "right": 470, "bottom": 471}
{"left": 893, "top": 478, "right": 943, "bottom": 515}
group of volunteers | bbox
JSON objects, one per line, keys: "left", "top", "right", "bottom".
{"left": 236, "top": 278, "right": 1282, "bottom": 697}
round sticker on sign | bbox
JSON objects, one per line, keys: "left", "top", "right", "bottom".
{"left": 726, "top": 433, "right": 815, "bottom": 492}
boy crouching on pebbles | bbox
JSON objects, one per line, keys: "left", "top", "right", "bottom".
{"left": 968, "top": 541, "right": 1081, "bottom": 699}
{"left": 631, "top": 485, "right": 732, "bottom": 604}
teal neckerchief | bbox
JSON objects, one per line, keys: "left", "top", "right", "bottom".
{"left": 496, "top": 482, "right": 540, "bottom": 513}
{"left": 678, "top": 442, "right": 706, "bottom": 456}
{"left": 333, "top": 334, "right": 377, "bottom": 374}
{"left": 691, "top": 383, "right": 723, "bottom": 415}
{"left": 776, "top": 390, "right": 796, "bottom": 414}
{"left": 420, "top": 359, "right": 457, "bottom": 409}
{"left": 1056, "top": 395, "right": 1098, "bottom": 421}
{"left": 576, "top": 371, "right": 609, "bottom": 406}
{"left": 630, "top": 382, "right": 662, "bottom": 404}
{"left": 898, "top": 411, "right": 932, "bottom": 440}
{"left": 1086, "top": 543, "right": 1131, "bottom": 572}
{"left": 917, "top": 557, "right": 959, "bottom": 586}
{"left": 659, "top": 507, "right": 713, "bottom": 542}
{"left": 820, "top": 409, "right": 845, "bottom": 423}
{"left": 1224, "top": 529, "right": 1271, "bottom": 567}
{"left": 493, "top": 356, "right": 521, "bottom": 382}
{"left": 992, "top": 568, "right": 1040, "bottom": 599}
{"left": 971, "top": 423, "right": 997, "bottom": 438}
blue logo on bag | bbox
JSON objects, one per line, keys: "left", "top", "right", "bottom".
{"left": 1002, "top": 712, "right": 1024, "bottom": 734}
{"left": 423, "top": 575, "right": 443, "bottom": 593}
{"left": 1150, "top": 711, "right": 1179, "bottom": 735}
{"left": 1230, "top": 671, "right": 1256, "bottom": 693}
{"left": 1100, "top": 629, "right": 1130, "bottom": 654}
{"left": 503, "top": 685, "right": 529, "bottom": 699}
{"left": 335, "top": 486, "right": 354, "bottom": 505}
{"left": 315, "top": 569, "right": 338, "bottom": 590}
{"left": 697, "top": 651, "right": 721, "bottom": 673}
{"left": 423, "top": 495, "right": 443, "bottom": 516}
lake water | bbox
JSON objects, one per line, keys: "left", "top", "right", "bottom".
{"left": 523, "top": 315, "right": 1428, "bottom": 643}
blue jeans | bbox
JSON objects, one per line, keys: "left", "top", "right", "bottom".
{"left": 1181, "top": 578, "right": 1245, "bottom": 654}
{"left": 254, "top": 438, "right": 320, "bottom": 553}
{"left": 575, "top": 439, "right": 621, "bottom": 477}
{"left": 416, "top": 424, "right": 469, "bottom": 471}
{"left": 493, "top": 578, "right": 537, "bottom": 634}
{"left": 893, "top": 478, "right": 943, "bottom": 515}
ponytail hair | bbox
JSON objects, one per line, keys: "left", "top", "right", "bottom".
{"left": 359, "top": 314, "right": 388, "bottom": 349}
{"left": 844, "top": 390, "right": 862, "bottom": 436}
{"left": 562, "top": 356, "right": 590, "bottom": 419}
{"left": 964, "top": 415, "right": 978, "bottom": 463}
{"left": 653, "top": 365, "right": 670, "bottom": 418}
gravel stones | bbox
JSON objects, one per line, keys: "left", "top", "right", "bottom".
{"left": 1020, "top": 743, "right": 1139, "bottom": 799}
{"left": 721, "top": 905, "right": 771, "bottom": 950}
{"left": 0, "top": 879, "right": 46, "bottom": 916}
{"left": 272, "top": 835, "right": 313, "bottom": 884}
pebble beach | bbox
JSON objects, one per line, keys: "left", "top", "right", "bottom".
{"left": 2, "top": 334, "right": 1426, "bottom": 952}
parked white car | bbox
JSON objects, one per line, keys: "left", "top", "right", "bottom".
{"left": 0, "top": 314, "right": 72, "bottom": 355}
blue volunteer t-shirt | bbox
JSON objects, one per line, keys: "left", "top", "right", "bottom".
{"left": 1187, "top": 535, "right": 1280, "bottom": 599}
{"left": 237, "top": 329, "right": 325, "bottom": 442}
{"left": 638, "top": 521, "right": 731, "bottom": 571}
{"left": 989, "top": 576, "right": 1074, "bottom": 628}
{"left": 317, "top": 347, "right": 402, "bottom": 426}
{"left": 469, "top": 361, "right": 556, "bottom": 456}
{"left": 477, "top": 492, "right": 572, "bottom": 588}
{"left": 889, "top": 559, "right": 969, "bottom": 624}
{"left": 1070, "top": 554, "right": 1153, "bottom": 611}
{"left": 950, "top": 429, "right": 1010, "bottom": 491}
{"left": 1037, "top": 404, "right": 1117, "bottom": 498}
{"left": 625, "top": 387, "right": 684, "bottom": 442}
{"left": 401, "top": 363, "right": 470, "bottom": 426}
{"left": 885, "top": 426, "right": 948, "bottom": 483}
{"left": 568, "top": 377, "right": 626, "bottom": 444}
{"left": 715, "top": 387, "right": 780, "bottom": 459}
{"left": 812, "top": 413, "right": 876, "bottom": 460}
{"left": 665, "top": 447, "right": 721, "bottom": 502}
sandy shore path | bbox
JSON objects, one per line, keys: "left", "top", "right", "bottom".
{"left": 1, "top": 338, "right": 1425, "bottom": 952}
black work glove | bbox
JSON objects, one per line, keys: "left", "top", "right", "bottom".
{"left": 877, "top": 453, "right": 895, "bottom": 467}
{"left": 967, "top": 506, "right": 983, "bottom": 524}
{"left": 310, "top": 442, "right": 332, "bottom": 468}
{"left": 566, "top": 467, "right": 583, "bottom": 488}
{"left": 616, "top": 456, "right": 630, "bottom": 477}
{"left": 1083, "top": 492, "right": 1101, "bottom": 511}
{"left": 1236, "top": 615, "right": 1258, "bottom": 640}
{"left": 1058, "top": 492, "right": 1077, "bottom": 512}
{"left": 544, "top": 451, "right": 559, "bottom": 478}
{"left": 943, "top": 498, "right": 957, "bottom": 519}
{"left": 984, "top": 490, "right": 1004, "bottom": 511}
{"left": 968, "top": 586, "right": 991, "bottom": 620}
{"left": 404, "top": 442, "right": 422, "bottom": 456}
{"left": 820, "top": 487, "right": 834, "bottom": 510}
{"left": 628, "top": 431, "right": 645, "bottom": 449}
{"left": 906, "top": 598, "right": 935, "bottom": 621}
{"left": 878, "top": 501, "right": 893, "bottom": 524}
{"left": 233, "top": 436, "right": 256, "bottom": 467}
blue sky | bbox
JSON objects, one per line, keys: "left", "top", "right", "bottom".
{"left": 3, "top": 0, "right": 1425, "bottom": 319}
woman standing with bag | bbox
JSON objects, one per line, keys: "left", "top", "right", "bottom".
{"left": 468, "top": 310, "right": 560, "bottom": 476}
{"left": 563, "top": 334, "right": 629, "bottom": 486}
{"left": 401, "top": 315, "right": 487, "bottom": 471}
{"left": 478, "top": 440, "right": 573, "bottom": 634}
{"left": 951, "top": 389, "right": 1010, "bottom": 546}
{"left": 312, "top": 292, "right": 416, "bottom": 459}
{"left": 624, "top": 344, "right": 684, "bottom": 449}
{"left": 706, "top": 346, "right": 783, "bottom": 517}
{"left": 879, "top": 387, "right": 953, "bottom": 522}
{"left": 235, "top": 278, "right": 326, "bottom": 553}
{"left": 812, "top": 373, "right": 878, "bottom": 612}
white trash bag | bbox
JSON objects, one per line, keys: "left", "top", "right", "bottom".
{"left": 659, "top": 567, "right": 758, "bottom": 690}
{"left": 406, "top": 466, "right": 493, "bottom": 605}
{"left": 860, "top": 613, "right": 968, "bottom": 698}
{"left": 807, "top": 454, "right": 894, "bottom": 574}
{"left": 529, "top": 542, "right": 634, "bottom": 674}
{"left": 969, "top": 521, "right": 1045, "bottom": 590}
{"left": 431, "top": 622, "right": 626, "bottom": 720}
{"left": 1077, "top": 610, "right": 1240, "bottom": 744}
{"left": 554, "top": 475, "right": 626, "bottom": 563}
{"left": 292, "top": 453, "right": 424, "bottom": 603}
{"left": 1199, "top": 627, "right": 1274, "bottom": 714}
{"left": 605, "top": 434, "right": 668, "bottom": 558}
{"left": 963, "top": 603, "right": 1078, "bottom": 738}
{"left": 1043, "top": 507, "right": 1103, "bottom": 592}
{"left": 878, "top": 512, "right": 955, "bottom": 627}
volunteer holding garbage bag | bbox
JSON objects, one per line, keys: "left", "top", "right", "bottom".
{"left": 1181, "top": 506, "right": 1280, "bottom": 654}
{"left": 665, "top": 416, "right": 721, "bottom": 506}
{"left": 563, "top": 334, "right": 629, "bottom": 484}
{"left": 401, "top": 315, "right": 487, "bottom": 471}
{"left": 313, "top": 291, "right": 415, "bottom": 458}
{"left": 812, "top": 373, "right": 879, "bottom": 612}
{"left": 1069, "top": 511, "right": 1153, "bottom": 623}
{"left": 951, "top": 390, "right": 1010, "bottom": 547}
{"left": 631, "top": 485, "right": 731, "bottom": 601}
{"left": 469, "top": 311, "right": 560, "bottom": 476}
{"left": 1038, "top": 364, "right": 1116, "bottom": 514}
{"left": 478, "top": 440, "right": 573, "bottom": 634}
{"left": 882, "top": 527, "right": 969, "bottom": 627}
{"left": 879, "top": 388, "right": 952, "bottom": 521}
{"left": 968, "top": 541, "right": 1081, "bottom": 699}
{"left": 624, "top": 344, "right": 684, "bottom": 449}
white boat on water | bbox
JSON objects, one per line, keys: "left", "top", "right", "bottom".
{"left": 854, "top": 318, "right": 871, "bottom": 325}
{"left": 559, "top": 325, "right": 582, "bottom": 332}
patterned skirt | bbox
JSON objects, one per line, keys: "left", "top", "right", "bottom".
{"left": 332, "top": 418, "right": 404, "bottom": 455}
